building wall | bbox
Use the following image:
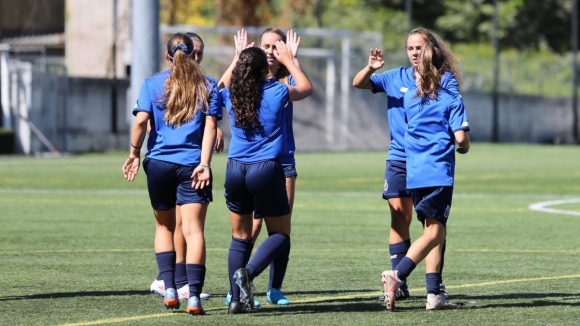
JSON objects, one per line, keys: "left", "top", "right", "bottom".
{"left": 1, "top": 0, "right": 65, "bottom": 38}
{"left": 65, "top": 0, "right": 131, "bottom": 78}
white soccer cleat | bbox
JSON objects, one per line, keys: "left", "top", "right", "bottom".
{"left": 177, "top": 284, "right": 211, "bottom": 300}
{"left": 150, "top": 279, "right": 165, "bottom": 296}
{"left": 439, "top": 283, "right": 449, "bottom": 300}
{"left": 426, "top": 293, "right": 458, "bottom": 310}
{"left": 381, "top": 270, "right": 402, "bottom": 312}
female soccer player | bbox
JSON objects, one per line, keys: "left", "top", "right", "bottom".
{"left": 381, "top": 40, "right": 470, "bottom": 312}
{"left": 123, "top": 32, "right": 221, "bottom": 315}
{"left": 149, "top": 32, "right": 218, "bottom": 302}
{"left": 352, "top": 28, "right": 461, "bottom": 301}
{"left": 219, "top": 28, "right": 306, "bottom": 306}
{"left": 220, "top": 43, "right": 312, "bottom": 314}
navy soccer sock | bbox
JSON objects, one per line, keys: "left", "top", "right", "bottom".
{"left": 186, "top": 263, "right": 206, "bottom": 298}
{"left": 268, "top": 232, "right": 291, "bottom": 290}
{"left": 228, "top": 237, "right": 253, "bottom": 301}
{"left": 156, "top": 251, "right": 176, "bottom": 291}
{"left": 426, "top": 273, "right": 441, "bottom": 295}
{"left": 395, "top": 257, "right": 417, "bottom": 281}
{"left": 246, "top": 233, "right": 290, "bottom": 280}
{"left": 389, "top": 239, "right": 411, "bottom": 290}
{"left": 175, "top": 262, "right": 187, "bottom": 289}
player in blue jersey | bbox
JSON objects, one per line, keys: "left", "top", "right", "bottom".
{"left": 148, "top": 32, "right": 215, "bottom": 302}
{"left": 381, "top": 41, "right": 470, "bottom": 312}
{"left": 122, "top": 32, "right": 221, "bottom": 315}
{"left": 220, "top": 43, "right": 312, "bottom": 314}
{"left": 353, "top": 28, "right": 462, "bottom": 302}
{"left": 219, "top": 28, "right": 307, "bottom": 306}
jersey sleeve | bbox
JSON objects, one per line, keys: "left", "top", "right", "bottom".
{"left": 441, "top": 72, "right": 460, "bottom": 95}
{"left": 369, "top": 71, "right": 390, "bottom": 93}
{"left": 206, "top": 77, "right": 223, "bottom": 120}
{"left": 449, "top": 94, "right": 470, "bottom": 132}
{"left": 288, "top": 74, "right": 297, "bottom": 87}
{"left": 133, "top": 79, "right": 154, "bottom": 116}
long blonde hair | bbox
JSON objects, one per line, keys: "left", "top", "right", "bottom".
{"left": 415, "top": 42, "right": 444, "bottom": 100}
{"left": 162, "top": 32, "right": 209, "bottom": 127}
{"left": 407, "top": 28, "right": 462, "bottom": 88}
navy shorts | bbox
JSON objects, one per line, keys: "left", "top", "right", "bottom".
{"left": 411, "top": 186, "right": 453, "bottom": 227}
{"left": 283, "top": 165, "right": 298, "bottom": 178}
{"left": 224, "top": 159, "right": 290, "bottom": 219}
{"left": 383, "top": 160, "right": 411, "bottom": 199}
{"left": 143, "top": 158, "right": 213, "bottom": 211}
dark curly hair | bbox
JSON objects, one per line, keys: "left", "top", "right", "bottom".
{"left": 230, "top": 47, "right": 268, "bottom": 128}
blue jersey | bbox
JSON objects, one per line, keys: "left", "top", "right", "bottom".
{"left": 370, "top": 67, "right": 459, "bottom": 161}
{"left": 404, "top": 88, "right": 470, "bottom": 189}
{"left": 280, "top": 75, "right": 296, "bottom": 166}
{"left": 224, "top": 79, "right": 289, "bottom": 163}
{"left": 133, "top": 70, "right": 222, "bottom": 166}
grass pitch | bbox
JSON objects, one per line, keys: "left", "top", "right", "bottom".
{"left": 1, "top": 143, "right": 579, "bottom": 325}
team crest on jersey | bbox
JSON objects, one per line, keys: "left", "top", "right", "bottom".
{"left": 444, "top": 205, "right": 451, "bottom": 218}
{"left": 400, "top": 87, "right": 409, "bottom": 93}
{"left": 383, "top": 179, "right": 389, "bottom": 192}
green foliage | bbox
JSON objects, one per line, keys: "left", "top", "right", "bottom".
{"left": 1, "top": 145, "right": 580, "bottom": 325}
{"left": 454, "top": 43, "right": 574, "bottom": 96}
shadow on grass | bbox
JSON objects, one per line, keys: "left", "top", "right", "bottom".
{"left": 0, "top": 290, "right": 151, "bottom": 301}
{"left": 448, "top": 292, "right": 580, "bottom": 309}
{"left": 250, "top": 292, "right": 580, "bottom": 315}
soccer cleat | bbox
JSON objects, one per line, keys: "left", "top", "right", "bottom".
{"left": 177, "top": 284, "right": 211, "bottom": 300}
{"left": 378, "top": 287, "right": 410, "bottom": 301}
{"left": 381, "top": 270, "right": 402, "bottom": 312}
{"left": 225, "top": 292, "right": 260, "bottom": 307}
{"left": 200, "top": 292, "right": 210, "bottom": 300}
{"left": 228, "top": 300, "right": 245, "bottom": 314}
{"left": 440, "top": 283, "right": 449, "bottom": 300}
{"left": 163, "top": 288, "right": 180, "bottom": 310}
{"left": 150, "top": 278, "right": 165, "bottom": 296}
{"left": 225, "top": 292, "right": 231, "bottom": 306}
{"left": 186, "top": 296, "right": 206, "bottom": 315}
{"left": 426, "top": 293, "right": 458, "bottom": 310}
{"left": 267, "top": 288, "right": 290, "bottom": 305}
{"left": 233, "top": 268, "right": 254, "bottom": 312}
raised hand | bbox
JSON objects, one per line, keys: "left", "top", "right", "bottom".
{"left": 286, "top": 29, "right": 301, "bottom": 58}
{"left": 234, "top": 29, "right": 255, "bottom": 57}
{"left": 273, "top": 40, "right": 293, "bottom": 66}
{"left": 368, "top": 48, "right": 385, "bottom": 70}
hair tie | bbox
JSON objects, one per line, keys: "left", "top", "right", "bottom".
{"left": 172, "top": 43, "right": 189, "bottom": 54}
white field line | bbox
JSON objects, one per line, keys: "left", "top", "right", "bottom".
{"left": 528, "top": 198, "right": 580, "bottom": 216}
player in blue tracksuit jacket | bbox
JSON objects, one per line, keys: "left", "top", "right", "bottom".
{"left": 221, "top": 43, "right": 312, "bottom": 314}
{"left": 381, "top": 40, "right": 470, "bottom": 312}
{"left": 123, "top": 32, "right": 221, "bottom": 315}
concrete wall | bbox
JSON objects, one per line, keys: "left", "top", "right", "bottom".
{"left": 65, "top": 0, "right": 131, "bottom": 78}
{"left": 28, "top": 74, "right": 129, "bottom": 153}
{"left": 21, "top": 74, "right": 579, "bottom": 155}
{"left": 463, "top": 92, "right": 575, "bottom": 144}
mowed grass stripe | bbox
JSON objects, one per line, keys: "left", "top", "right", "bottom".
{"left": 51, "top": 274, "right": 580, "bottom": 326}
